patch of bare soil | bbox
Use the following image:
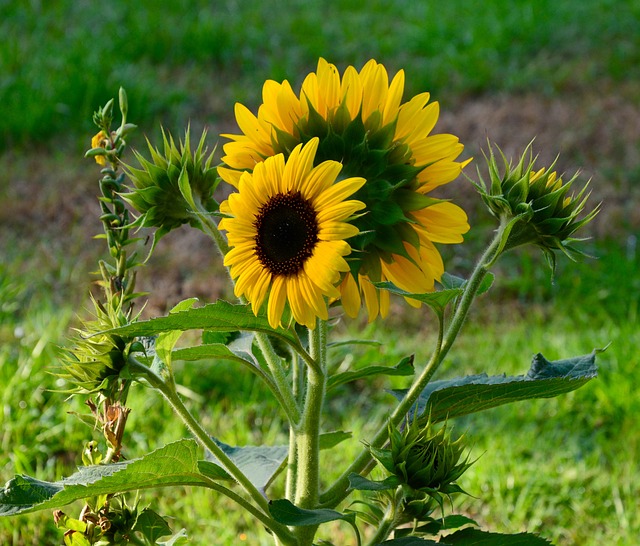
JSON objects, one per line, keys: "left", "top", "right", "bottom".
{"left": 2, "top": 90, "right": 638, "bottom": 313}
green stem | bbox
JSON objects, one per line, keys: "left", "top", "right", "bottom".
{"left": 192, "top": 197, "right": 229, "bottom": 256}
{"left": 128, "top": 356, "right": 271, "bottom": 515}
{"left": 256, "top": 332, "right": 302, "bottom": 425}
{"left": 293, "top": 319, "right": 327, "bottom": 545}
{"left": 320, "top": 227, "right": 505, "bottom": 508}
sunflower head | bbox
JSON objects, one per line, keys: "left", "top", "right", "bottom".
{"left": 122, "top": 128, "right": 219, "bottom": 239}
{"left": 218, "top": 137, "right": 365, "bottom": 329}
{"left": 477, "top": 142, "right": 600, "bottom": 263}
{"left": 219, "top": 58, "right": 471, "bottom": 321}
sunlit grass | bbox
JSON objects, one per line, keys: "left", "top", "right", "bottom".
{"left": 1, "top": 243, "right": 637, "bottom": 544}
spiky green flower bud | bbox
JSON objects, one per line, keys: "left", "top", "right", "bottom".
{"left": 476, "top": 142, "right": 600, "bottom": 266}
{"left": 58, "top": 295, "right": 140, "bottom": 397}
{"left": 370, "top": 417, "right": 472, "bottom": 518}
{"left": 122, "top": 128, "right": 219, "bottom": 242}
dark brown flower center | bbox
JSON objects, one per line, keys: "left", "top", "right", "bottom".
{"left": 254, "top": 191, "right": 319, "bottom": 276}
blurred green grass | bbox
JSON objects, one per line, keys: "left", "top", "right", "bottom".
{"left": 1, "top": 0, "right": 639, "bottom": 148}
{"left": 1, "top": 0, "right": 639, "bottom": 544}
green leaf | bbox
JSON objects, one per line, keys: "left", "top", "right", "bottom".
{"left": 328, "top": 355, "right": 414, "bottom": 391}
{"left": 379, "top": 538, "right": 442, "bottom": 545}
{"left": 319, "top": 431, "right": 352, "bottom": 450}
{"left": 269, "top": 499, "right": 350, "bottom": 526}
{"left": 205, "top": 440, "right": 287, "bottom": 493}
{"left": 391, "top": 351, "right": 598, "bottom": 422}
{"left": 131, "top": 508, "right": 172, "bottom": 543}
{"left": 158, "top": 529, "right": 190, "bottom": 546}
{"left": 102, "top": 300, "right": 298, "bottom": 345}
{"left": 0, "top": 440, "right": 217, "bottom": 516}
{"left": 155, "top": 298, "right": 199, "bottom": 370}
{"left": 440, "top": 272, "right": 495, "bottom": 296}
{"left": 442, "top": 528, "right": 552, "bottom": 545}
{"left": 196, "top": 460, "right": 232, "bottom": 481}
{"left": 374, "top": 281, "right": 462, "bottom": 315}
{"left": 347, "top": 472, "right": 400, "bottom": 491}
{"left": 402, "top": 515, "right": 477, "bottom": 536}
{"left": 171, "top": 343, "right": 255, "bottom": 367}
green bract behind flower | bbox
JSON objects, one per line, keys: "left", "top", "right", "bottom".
{"left": 476, "top": 141, "right": 600, "bottom": 266}
{"left": 122, "top": 128, "right": 219, "bottom": 242}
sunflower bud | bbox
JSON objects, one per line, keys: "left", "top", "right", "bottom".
{"left": 122, "top": 128, "right": 219, "bottom": 239}
{"left": 370, "top": 417, "right": 472, "bottom": 518}
{"left": 477, "top": 142, "right": 600, "bottom": 265}
{"left": 58, "top": 295, "right": 137, "bottom": 396}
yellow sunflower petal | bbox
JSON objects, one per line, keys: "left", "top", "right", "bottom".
{"left": 340, "top": 65, "right": 363, "bottom": 120}
{"left": 339, "top": 273, "right": 361, "bottom": 318}
{"left": 411, "top": 202, "right": 470, "bottom": 244}
{"left": 267, "top": 276, "right": 288, "bottom": 329}
{"left": 359, "top": 274, "right": 380, "bottom": 322}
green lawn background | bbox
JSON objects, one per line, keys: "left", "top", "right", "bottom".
{"left": 1, "top": 1, "right": 639, "bottom": 544}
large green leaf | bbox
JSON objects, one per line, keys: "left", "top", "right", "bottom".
{"left": 0, "top": 440, "right": 223, "bottom": 516}
{"left": 205, "top": 440, "right": 288, "bottom": 494}
{"left": 102, "top": 300, "right": 298, "bottom": 345}
{"left": 442, "top": 528, "right": 552, "bottom": 545}
{"left": 327, "top": 355, "right": 414, "bottom": 391}
{"left": 391, "top": 351, "right": 598, "bottom": 422}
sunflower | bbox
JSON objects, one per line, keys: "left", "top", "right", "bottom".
{"left": 218, "top": 138, "right": 365, "bottom": 329}
{"left": 219, "top": 58, "right": 470, "bottom": 320}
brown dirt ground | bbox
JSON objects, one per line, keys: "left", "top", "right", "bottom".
{"left": 2, "top": 89, "right": 639, "bottom": 314}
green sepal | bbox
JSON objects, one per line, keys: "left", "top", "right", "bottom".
{"left": 394, "top": 190, "right": 441, "bottom": 212}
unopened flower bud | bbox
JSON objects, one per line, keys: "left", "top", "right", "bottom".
{"left": 476, "top": 141, "right": 599, "bottom": 265}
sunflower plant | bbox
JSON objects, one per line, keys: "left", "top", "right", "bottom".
{"left": 0, "top": 61, "right": 600, "bottom": 546}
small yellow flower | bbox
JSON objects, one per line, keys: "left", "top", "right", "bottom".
{"left": 219, "top": 59, "right": 470, "bottom": 321}
{"left": 219, "top": 138, "right": 365, "bottom": 329}
{"left": 91, "top": 130, "right": 108, "bottom": 165}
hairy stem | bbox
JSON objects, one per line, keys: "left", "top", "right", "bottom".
{"left": 256, "top": 332, "right": 302, "bottom": 426}
{"left": 320, "top": 227, "right": 504, "bottom": 508}
{"left": 293, "top": 319, "right": 327, "bottom": 545}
